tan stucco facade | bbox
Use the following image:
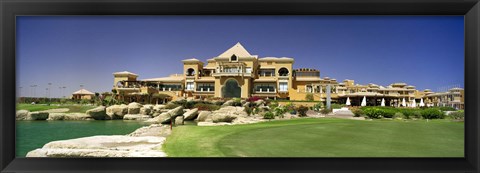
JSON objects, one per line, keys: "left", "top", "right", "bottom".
{"left": 111, "top": 43, "right": 464, "bottom": 109}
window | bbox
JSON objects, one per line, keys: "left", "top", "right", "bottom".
{"left": 186, "top": 82, "right": 194, "bottom": 90}
{"left": 186, "top": 68, "right": 195, "bottom": 76}
{"left": 255, "top": 84, "right": 276, "bottom": 92}
{"left": 231, "top": 54, "right": 237, "bottom": 61}
{"left": 279, "top": 82, "right": 288, "bottom": 92}
{"left": 196, "top": 83, "right": 215, "bottom": 92}
{"left": 278, "top": 68, "right": 289, "bottom": 76}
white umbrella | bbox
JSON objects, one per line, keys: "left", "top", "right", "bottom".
{"left": 402, "top": 98, "right": 406, "bottom": 107}
{"left": 381, "top": 98, "right": 385, "bottom": 107}
{"left": 361, "top": 96, "right": 367, "bottom": 107}
{"left": 411, "top": 99, "right": 417, "bottom": 108}
{"left": 419, "top": 98, "right": 425, "bottom": 107}
{"left": 346, "top": 97, "right": 351, "bottom": 106}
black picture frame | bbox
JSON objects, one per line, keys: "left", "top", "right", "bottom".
{"left": 1, "top": 0, "right": 479, "bottom": 172}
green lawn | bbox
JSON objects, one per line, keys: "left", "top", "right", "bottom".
{"left": 163, "top": 118, "right": 464, "bottom": 157}
{"left": 16, "top": 103, "right": 96, "bottom": 113}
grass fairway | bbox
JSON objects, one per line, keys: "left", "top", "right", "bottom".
{"left": 163, "top": 118, "right": 464, "bottom": 157}
{"left": 17, "top": 103, "right": 96, "bottom": 113}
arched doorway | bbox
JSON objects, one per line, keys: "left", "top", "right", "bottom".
{"left": 222, "top": 79, "right": 241, "bottom": 98}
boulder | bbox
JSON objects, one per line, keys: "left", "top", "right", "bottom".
{"left": 175, "top": 116, "right": 184, "bottom": 125}
{"left": 152, "top": 112, "right": 161, "bottom": 117}
{"left": 196, "top": 111, "right": 212, "bottom": 122}
{"left": 183, "top": 108, "right": 199, "bottom": 120}
{"left": 168, "top": 106, "right": 184, "bottom": 117}
{"left": 47, "top": 113, "right": 94, "bottom": 121}
{"left": 128, "top": 124, "right": 171, "bottom": 137}
{"left": 211, "top": 114, "right": 237, "bottom": 123}
{"left": 222, "top": 100, "right": 235, "bottom": 107}
{"left": 26, "top": 135, "right": 167, "bottom": 157}
{"left": 16, "top": 110, "right": 29, "bottom": 120}
{"left": 127, "top": 102, "right": 142, "bottom": 114}
{"left": 153, "top": 104, "right": 166, "bottom": 111}
{"left": 86, "top": 106, "right": 108, "bottom": 120}
{"left": 140, "top": 106, "right": 153, "bottom": 115}
{"left": 123, "top": 114, "right": 152, "bottom": 120}
{"left": 243, "top": 102, "right": 251, "bottom": 107}
{"left": 26, "top": 112, "right": 49, "bottom": 120}
{"left": 106, "top": 104, "right": 128, "bottom": 119}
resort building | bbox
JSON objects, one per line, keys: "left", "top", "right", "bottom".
{"left": 112, "top": 43, "right": 464, "bottom": 109}
{"left": 72, "top": 89, "right": 95, "bottom": 100}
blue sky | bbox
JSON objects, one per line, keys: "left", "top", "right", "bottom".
{"left": 16, "top": 16, "right": 464, "bottom": 98}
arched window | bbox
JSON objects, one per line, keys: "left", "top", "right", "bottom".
{"left": 278, "top": 67, "right": 289, "bottom": 76}
{"left": 231, "top": 54, "right": 237, "bottom": 61}
{"left": 186, "top": 68, "right": 195, "bottom": 76}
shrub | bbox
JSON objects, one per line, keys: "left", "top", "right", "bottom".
{"left": 231, "top": 98, "right": 242, "bottom": 106}
{"left": 351, "top": 108, "right": 364, "bottom": 117}
{"left": 421, "top": 108, "right": 445, "bottom": 119}
{"left": 320, "top": 108, "right": 331, "bottom": 115}
{"left": 449, "top": 111, "right": 464, "bottom": 120}
{"left": 263, "top": 111, "right": 275, "bottom": 119}
{"left": 246, "top": 96, "right": 263, "bottom": 102}
{"left": 297, "top": 105, "right": 309, "bottom": 117}
{"left": 394, "top": 112, "right": 405, "bottom": 119}
{"left": 305, "top": 93, "right": 314, "bottom": 101}
{"left": 313, "top": 102, "right": 323, "bottom": 111}
{"left": 244, "top": 106, "right": 253, "bottom": 116}
{"left": 273, "top": 106, "right": 287, "bottom": 118}
{"left": 269, "top": 101, "right": 279, "bottom": 110}
{"left": 185, "top": 100, "right": 196, "bottom": 109}
{"left": 194, "top": 103, "right": 220, "bottom": 111}
{"left": 437, "top": 106, "right": 456, "bottom": 111}
{"left": 330, "top": 104, "right": 345, "bottom": 109}
{"left": 362, "top": 107, "right": 383, "bottom": 119}
{"left": 382, "top": 109, "right": 396, "bottom": 118}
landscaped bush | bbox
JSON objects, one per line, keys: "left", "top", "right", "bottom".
{"left": 313, "top": 102, "right": 322, "bottom": 111}
{"left": 351, "top": 108, "right": 364, "bottom": 117}
{"left": 362, "top": 107, "right": 383, "bottom": 119}
{"left": 246, "top": 96, "right": 263, "bottom": 102}
{"left": 273, "top": 106, "right": 287, "bottom": 118}
{"left": 305, "top": 93, "right": 314, "bottom": 101}
{"left": 382, "top": 109, "right": 396, "bottom": 118}
{"left": 269, "top": 101, "right": 279, "bottom": 110}
{"left": 394, "top": 112, "right": 405, "bottom": 119}
{"left": 297, "top": 105, "right": 309, "bottom": 117}
{"left": 421, "top": 108, "right": 445, "bottom": 119}
{"left": 320, "top": 108, "right": 331, "bottom": 115}
{"left": 244, "top": 106, "right": 253, "bottom": 116}
{"left": 330, "top": 104, "right": 346, "bottom": 109}
{"left": 263, "top": 111, "right": 275, "bottom": 119}
{"left": 448, "top": 111, "right": 464, "bottom": 120}
{"left": 194, "top": 103, "right": 220, "bottom": 111}
{"left": 185, "top": 100, "right": 196, "bottom": 109}
{"left": 437, "top": 106, "right": 457, "bottom": 111}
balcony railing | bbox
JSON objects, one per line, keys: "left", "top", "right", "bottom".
{"left": 254, "top": 88, "right": 276, "bottom": 93}
{"left": 196, "top": 87, "right": 215, "bottom": 92}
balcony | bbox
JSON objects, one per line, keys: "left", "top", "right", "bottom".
{"left": 196, "top": 87, "right": 215, "bottom": 92}
{"left": 213, "top": 71, "right": 254, "bottom": 77}
{"left": 254, "top": 88, "right": 276, "bottom": 93}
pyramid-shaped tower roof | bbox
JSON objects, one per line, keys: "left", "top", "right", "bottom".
{"left": 217, "top": 42, "right": 253, "bottom": 58}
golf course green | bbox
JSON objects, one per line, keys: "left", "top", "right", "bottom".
{"left": 163, "top": 118, "right": 464, "bottom": 157}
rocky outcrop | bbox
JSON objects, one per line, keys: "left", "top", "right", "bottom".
{"left": 47, "top": 113, "right": 93, "bottom": 121}
{"left": 222, "top": 100, "right": 235, "bottom": 107}
{"left": 183, "top": 108, "right": 199, "bottom": 120}
{"left": 25, "top": 112, "right": 49, "bottom": 120}
{"left": 106, "top": 104, "right": 128, "bottom": 119}
{"left": 123, "top": 114, "right": 152, "bottom": 120}
{"left": 127, "top": 102, "right": 142, "bottom": 114}
{"left": 16, "top": 110, "right": 29, "bottom": 120}
{"left": 144, "top": 106, "right": 184, "bottom": 124}
{"left": 127, "top": 124, "right": 171, "bottom": 137}
{"left": 210, "top": 106, "right": 247, "bottom": 123}
{"left": 168, "top": 106, "right": 184, "bottom": 117}
{"left": 196, "top": 111, "right": 212, "bottom": 122}
{"left": 140, "top": 105, "right": 154, "bottom": 115}
{"left": 86, "top": 106, "right": 108, "bottom": 120}
{"left": 26, "top": 135, "right": 166, "bottom": 157}
{"left": 175, "top": 116, "right": 184, "bottom": 125}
